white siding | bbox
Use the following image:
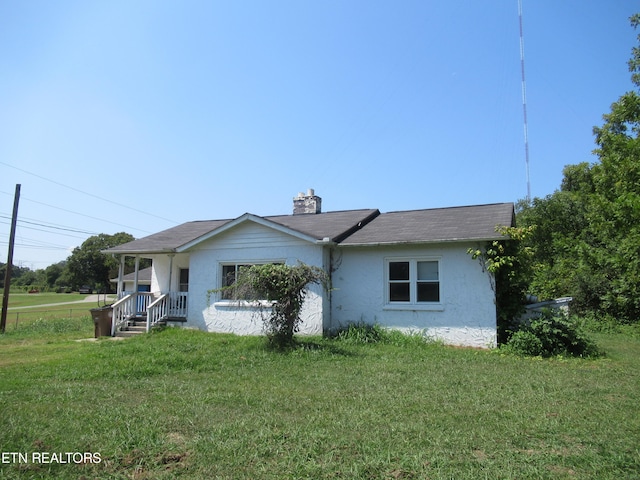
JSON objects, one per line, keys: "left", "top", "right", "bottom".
{"left": 186, "top": 221, "right": 328, "bottom": 335}
{"left": 331, "top": 244, "right": 497, "bottom": 348}
{"left": 149, "top": 254, "right": 190, "bottom": 293}
{"left": 145, "top": 220, "right": 498, "bottom": 348}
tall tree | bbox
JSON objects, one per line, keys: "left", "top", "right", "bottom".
{"left": 65, "top": 232, "right": 136, "bottom": 292}
{"left": 519, "top": 14, "right": 640, "bottom": 322}
{"left": 586, "top": 14, "right": 640, "bottom": 320}
{"left": 44, "top": 262, "right": 66, "bottom": 289}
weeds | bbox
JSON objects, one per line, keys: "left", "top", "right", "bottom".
{"left": 333, "top": 321, "right": 433, "bottom": 347}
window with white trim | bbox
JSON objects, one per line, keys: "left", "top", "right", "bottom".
{"left": 387, "top": 258, "right": 440, "bottom": 304}
{"left": 219, "top": 262, "right": 282, "bottom": 300}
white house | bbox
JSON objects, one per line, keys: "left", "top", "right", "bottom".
{"left": 104, "top": 190, "right": 514, "bottom": 348}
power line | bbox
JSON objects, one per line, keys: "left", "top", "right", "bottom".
{"left": 0, "top": 240, "right": 69, "bottom": 251}
{"left": 0, "top": 214, "right": 97, "bottom": 236}
{"left": 0, "top": 160, "right": 180, "bottom": 224}
{"left": 0, "top": 221, "right": 88, "bottom": 241}
{"left": 0, "top": 191, "right": 155, "bottom": 235}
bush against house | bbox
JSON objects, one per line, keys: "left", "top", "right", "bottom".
{"left": 214, "top": 263, "right": 329, "bottom": 347}
{"left": 504, "top": 309, "right": 600, "bottom": 358}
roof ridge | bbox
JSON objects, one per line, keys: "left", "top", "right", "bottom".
{"left": 186, "top": 218, "right": 234, "bottom": 224}
{"left": 382, "top": 202, "right": 513, "bottom": 215}
{"left": 263, "top": 208, "right": 378, "bottom": 219}
{"left": 187, "top": 208, "right": 379, "bottom": 223}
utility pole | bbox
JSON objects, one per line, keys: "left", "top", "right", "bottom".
{"left": 1, "top": 184, "right": 21, "bottom": 333}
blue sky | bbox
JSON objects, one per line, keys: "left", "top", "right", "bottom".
{"left": 0, "top": 0, "right": 638, "bottom": 269}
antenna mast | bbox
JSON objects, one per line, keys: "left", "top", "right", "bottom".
{"left": 518, "top": 0, "right": 531, "bottom": 202}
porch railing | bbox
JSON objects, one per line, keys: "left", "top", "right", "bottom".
{"left": 111, "top": 293, "right": 134, "bottom": 336}
{"left": 147, "top": 293, "right": 169, "bottom": 330}
{"left": 112, "top": 292, "right": 154, "bottom": 335}
{"left": 168, "top": 292, "right": 188, "bottom": 319}
{"left": 113, "top": 291, "right": 188, "bottom": 334}
{"left": 147, "top": 292, "right": 188, "bottom": 330}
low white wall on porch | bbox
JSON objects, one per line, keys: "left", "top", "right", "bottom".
{"left": 185, "top": 221, "right": 328, "bottom": 335}
{"left": 331, "top": 243, "right": 497, "bottom": 348}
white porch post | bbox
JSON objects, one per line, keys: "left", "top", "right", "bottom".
{"left": 133, "top": 255, "right": 140, "bottom": 293}
{"left": 117, "top": 255, "right": 125, "bottom": 296}
{"left": 133, "top": 255, "right": 140, "bottom": 315}
{"left": 168, "top": 254, "right": 175, "bottom": 293}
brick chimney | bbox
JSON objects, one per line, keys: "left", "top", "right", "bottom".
{"left": 293, "top": 189, "right": 322, "bottom": 215}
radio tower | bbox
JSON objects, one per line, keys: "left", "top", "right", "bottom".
{"left": 518, "top": 0, "right": 531, "bottom": 202}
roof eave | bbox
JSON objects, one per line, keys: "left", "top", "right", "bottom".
{"left": 338, "top": 236, "right": 508, "bottom": 248}
{"left": 102, "top": 248, "right": 177, "bottom": 256}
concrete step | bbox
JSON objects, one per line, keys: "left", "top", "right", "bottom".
{"left": 114, "top": 330, "right": 144, "bottom": 338}
{"left": 127, "top": 321, "right": 147, "bottom": 328}
{"left": 122, "top": 325, "right": 146, "bottom": 332}
{"left": 113, "top": 316, "right": 167, "bottom": 338}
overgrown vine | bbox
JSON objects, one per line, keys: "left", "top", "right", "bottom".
{"left": 211, "top": 262, "right": 329, "bottom": 348}
{"left": 468, "top": 225, "right": 535, "bottom": 343}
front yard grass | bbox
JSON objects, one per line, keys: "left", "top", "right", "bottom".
{"left": 0, "top": 320, "right": 638, "bottom": 479}
{"left": 2, "top": 292, "right": 92, "bottom": 308}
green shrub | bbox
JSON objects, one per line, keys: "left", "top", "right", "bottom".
{"left": 504, "top": 309, "right": 600, "bottom": 358}
{"left": 334, "top": 322, "right": 430, "bottom": 347}
{"left": 335, "top": 322, "right": 387, "bottom": 344}
{"left": 575, "top": 312, "right": 640, "bottom": 337}
{"left": 505, "top": 330, "right": 544, "bottom": 356}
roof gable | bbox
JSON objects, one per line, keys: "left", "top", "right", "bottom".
{"left": 176, "top": 213, "right": 324, "bottom": 251}
{"left": 103, "top": 209, "right": 380, "bottom": 255}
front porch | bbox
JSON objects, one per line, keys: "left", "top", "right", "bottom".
{"left": 109, "top": 252, "right": 190, "bottom": 337}
{"left": 111, "top": 291, "right": 188, "bottom": 336}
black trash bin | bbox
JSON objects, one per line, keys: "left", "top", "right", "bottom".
{"left": 90, "top": 306, "right": 113, "bottom": 338}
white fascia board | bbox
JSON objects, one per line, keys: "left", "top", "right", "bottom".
{"left": 176, "top": 213, "right": 320, "bottom": 252}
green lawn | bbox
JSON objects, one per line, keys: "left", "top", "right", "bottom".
{"left": 0, "top": 319, "right": 639, "bottom": 479}
{"left": 2, "top": 292, "right": 91, "bottom": 308}
{"left": 1, "top": 292, "right": 112, "bottom": 330}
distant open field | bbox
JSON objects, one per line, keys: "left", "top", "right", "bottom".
{"left": 1, "top": 292, "right": 114, "bottom": 330}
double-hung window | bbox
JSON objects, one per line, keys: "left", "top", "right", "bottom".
{"left": 220, "top": 264, "right": 252, "bottom": 300}
{"left": 219, "top": 262, "right": 283, "bottom": 300}
{"left": 387, "top": 258, "right": 441, "bottom": 306}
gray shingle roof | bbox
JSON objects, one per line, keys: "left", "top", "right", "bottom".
{"left": 103, "top": 209, "right": 380, "bottom": 255}
{"left": 103, "top": 203, "right": 514, "bottom": 255}
{"left": 339, "top": 203, "right": 515, "bottom": 246}
{"left": 110, "top": 266, "right": 152, "bottom": 284}
{"left": 104, "top": 219, "right": 232, "bottom": 254}
{"left": 265, "top": 209, "right": 380, "bottom": 243}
